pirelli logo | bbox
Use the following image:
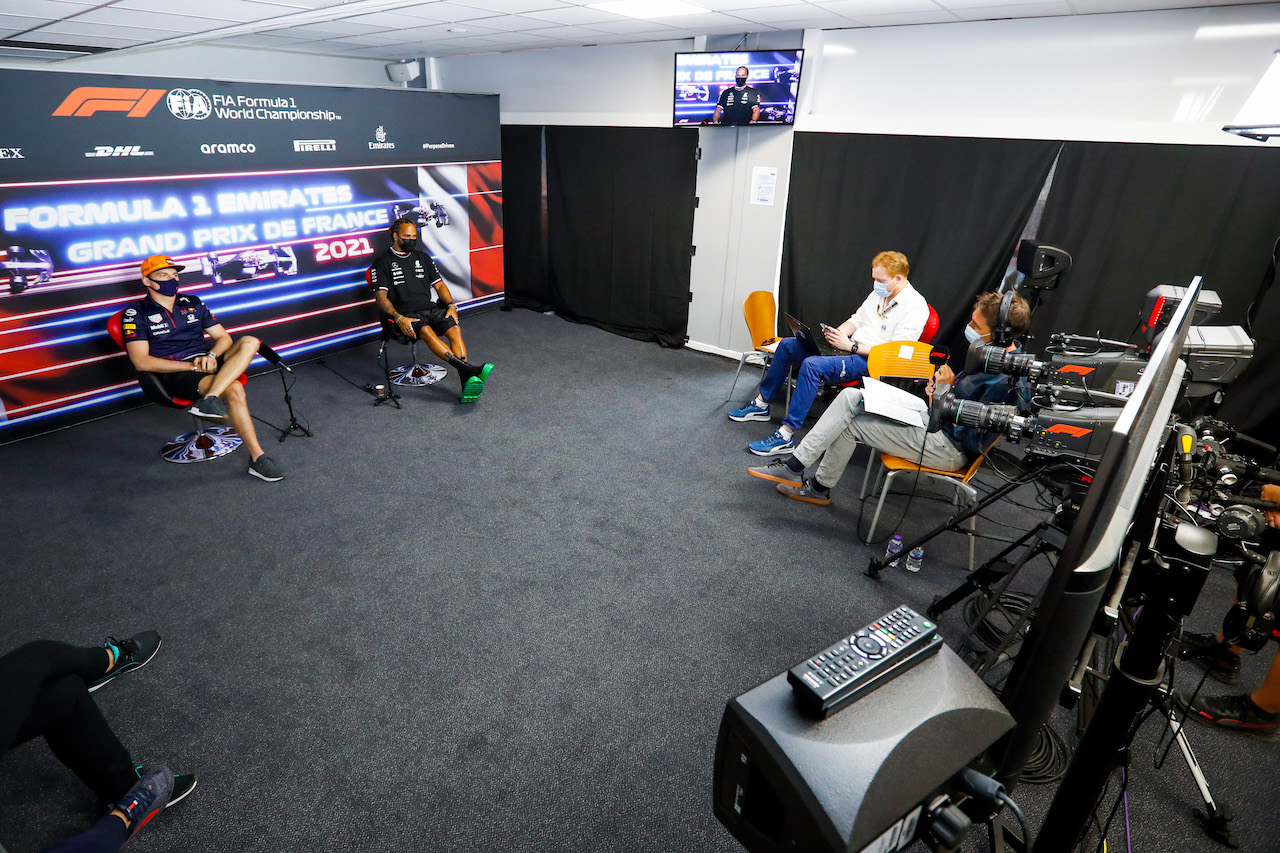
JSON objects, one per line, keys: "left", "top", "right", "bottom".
{"left": 53, "top": 87, "right": 167, "bottom": 118}
{"left": 294, "top": 139, "right": 336, "bottom": 152}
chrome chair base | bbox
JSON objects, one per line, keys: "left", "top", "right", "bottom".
{"left": 162, "top": 426, "right": 242, "bottom": 463}
{"left": 390, "top": 363, "right": 446, "bottom": 386}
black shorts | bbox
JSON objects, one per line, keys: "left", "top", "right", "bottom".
{"left": 409, "top": 308, "right": 457, "bottom": 337}
{"left": 154, "top": 357, "right": 217, "bottom": 402}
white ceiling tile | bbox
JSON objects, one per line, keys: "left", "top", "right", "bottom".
{"left": 939, "top": 0, "right": 1062, "bottom": 8}
{"left": 111, "top": 0, "right": 297, "bottom": 21}
{"left": 730, "top": 3, "right": 845, "bottom": 21}
{"left": 273, "top": 20, "right": 394, "bottom": 35}
{"left": 698, "top": 0, "right": 810, "bottom": 10}
{"left": 473, "top": 29, "right": 559, "bottom": 40}
{"left": 28, "top": 20, "right": 187, "bottom": 38}
{"left": 843, "top": 8, "right": 960, "bottom": 21}
{"left": 323, "top": 31, "right": 412, "bottom": 44}
{"left": 0, "top": 0, "right": 84, "bottom": 17}
{"left": 525, "top": 22, "right": 624, "bottom": 35}
{"left": 0, "top": 14, "right": 52, "bottom": 34}
{"left": 14, "top": 30, "right": 141, "bottom": 46}
{"left": 583, "top": 18, "right": 684, "bottom": 32}
{"left": 816, "top": 0, "right": 945, "bottom": 16}
{"left": 951, "top": 0, "right": 1071, "bottom": 15}
{"left": 460, "top": 12, "right": 564, "bottom": 29}
{"left": 71, "top": 7, "right": 236, "bottom": 32}
{"left": 391, "top": 2, "right": 504, "bottom": 21}
{"left": 521, "top": 5, "right": 625, "bottom": 23}
{"left": 455, "top": 0, "right": 571, "bottom": 12}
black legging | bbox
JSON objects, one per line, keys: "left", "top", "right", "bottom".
{"left": 1, "top": 641, "right": 137, "bottom": 805}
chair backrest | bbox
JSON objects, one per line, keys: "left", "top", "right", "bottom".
{"left": 867, "top": 339, "right": 936, "bottom": 380}
{"left": 107, "top": 309, "right": 127, "bottom": 348}
{"left": 919, "top": 304, "right": 940, "bottom": 344}
{"left": 743, "top": 291, "right": 778, "bottom": 350}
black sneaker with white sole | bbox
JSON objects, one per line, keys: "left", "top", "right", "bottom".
{"left": 248, "top": 454, "right": 285, "bottom": 482}
{"left": 168, "top": 773, "right": 199, "bottom": 808}
{"left": 189, "top": 395, "right": 229, "bottom": 420}
{"left": 89, "top": 631, "right": 162, "bottom": 693}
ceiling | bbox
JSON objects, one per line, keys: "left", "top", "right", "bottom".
{"left": 0, "top": 0, "right": 1264, "bottom": 61}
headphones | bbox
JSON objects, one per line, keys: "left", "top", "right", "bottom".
{"left": 990, "top": 290, "right": 1016, "bottom": 348}
{"left": 1222, "top": 551, "right": 1280, "bottom": 651}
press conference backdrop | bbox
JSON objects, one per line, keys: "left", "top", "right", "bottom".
{"left": 0, "top": 68, "right": 502, "bottom": 444}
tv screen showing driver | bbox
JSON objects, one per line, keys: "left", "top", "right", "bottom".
{"left": 674, "top": 50, "right": 804, "bottom": 127}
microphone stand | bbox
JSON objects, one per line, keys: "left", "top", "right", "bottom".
{"left": 274, "top": 364, "right": 312, "bottom": 442}
{"left": 258, "top": 342, "right": 313, "bottom": 442}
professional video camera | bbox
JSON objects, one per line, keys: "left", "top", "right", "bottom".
{"left": 927, "top": 388, "right": 1120, "bottom": 466}
{"left": 967, "top": 284, "right": 1253, "bottom": 409}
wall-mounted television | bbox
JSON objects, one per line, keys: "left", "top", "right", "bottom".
{"left": 674, "top": 50, "right": 804, "bottom": 127}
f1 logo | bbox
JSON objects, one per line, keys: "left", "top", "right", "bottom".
{"left": 53, "top": 87, "right": 166, "bottom": 118}
{"left": 1044, "top": 424, "right": 1093, "bottom": 438}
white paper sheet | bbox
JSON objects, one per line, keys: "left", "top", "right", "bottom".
{"left": 861, "top": 376, "right": 928, "bottom": 428}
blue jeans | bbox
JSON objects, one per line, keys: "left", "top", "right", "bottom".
{"left": 758, "top": 337, "right": 869, "bottom": 431}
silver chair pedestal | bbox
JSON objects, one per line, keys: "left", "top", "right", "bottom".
{"left": 390, "top": 362, "right": 446, "bottom": 387}
{"left": 162, "top": 425, "right": 242, "bottom": 463}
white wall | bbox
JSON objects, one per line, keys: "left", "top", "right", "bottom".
{"left": 434, "top": 39, "right": 692, "bottom": 126}
{"left": 432, "top": 5, "right": 1280, "bottom": 355}
{"left": 798, "top": 4, "right": 1280, "bottom": 145}
{"left": 0, "top": 44, "right": 389, "bottom": 87}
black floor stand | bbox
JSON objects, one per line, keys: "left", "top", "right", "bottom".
{"left": 866, "top": 464, "right": 1046, "bottom": 578}
{"left": 929, "top": 517, "right": 1067, "bottom": 677}
{"left": 1156, "top": 695, "right": 1237, "bottom": 848}
{"left": 274, "top": 365, "right": 312, "bottom": 441}
{"left": 370, "top": 384, "right": 401, "bottom": 408}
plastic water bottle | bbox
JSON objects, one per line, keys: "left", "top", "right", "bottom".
{"left": 905, "top": 546, "right": 924, "bottom": 573}
{"left": 884, "top": 535, "right": 904, "bottom": 568}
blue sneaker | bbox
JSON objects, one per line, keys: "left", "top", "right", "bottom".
{"left": 729, "top": 400, "right": 771, "bottom": 422}
{"left": 115, "top": 765, "right": 173, "bottom": 841}
{"left": 749, "top": 429, "right": 795, "bottom": 456}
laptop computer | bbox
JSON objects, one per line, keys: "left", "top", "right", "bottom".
{"left": 784, "top": 313, "right": 842, "bottom": 357}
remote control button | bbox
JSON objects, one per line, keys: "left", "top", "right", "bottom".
{"left": 855, "top": 636, "right": 881, "bottom": 656}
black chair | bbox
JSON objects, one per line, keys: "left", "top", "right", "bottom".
{"left": 107, "top": 309, "right": 244, "bottom": 463}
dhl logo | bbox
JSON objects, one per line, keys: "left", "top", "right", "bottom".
{"left": 53, "top": 87, "right": 166, "bottom": 118}
{"left": 1044, "top": 424, "right": 1093, "bottom": 438}
{"left": 1057, "top": 365, "right": 1095, "bottom": 375}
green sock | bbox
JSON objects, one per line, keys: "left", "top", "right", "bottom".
{"left": 105, "top": 642, "right": 122, "bottom": 670}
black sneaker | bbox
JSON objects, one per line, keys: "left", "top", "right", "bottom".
{"left": 168, "top": 773, "right": 199, "bottom": 808}
{"left": 1178, "top": 631, "right": 1242, "bottom": 685}
{"left": 748, "top": 458, "right": 803, "bottom": 486}
{"left": 89, "top": 631, "right": 162, "bottom": 693}
{"left": 189, "top": 395, "right": 228, "bottom": 420}
{"left": 134, "top": 765, "right": 199, "bottom": 809}
{"left": 1177, "top": 690, "right": 1279, "bottom": 739}
{"left": 115, "top": 765, "right": 172, "bottom": 841}
{"left": 776, "top": 478, "right": 832, "bottom": 506}
{"left": 248, "top": 454, "right": 286, "bottom": 482}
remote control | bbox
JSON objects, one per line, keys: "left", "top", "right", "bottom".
{"left": 786, "top": 604, "right": 942, "bottom": 719}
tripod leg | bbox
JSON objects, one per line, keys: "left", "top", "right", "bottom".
{"left": 1164, "top": 706, "right": 1237, "bottom": 848}
{"left": 928, "top": 522, "right": 1051, "bottom": 619}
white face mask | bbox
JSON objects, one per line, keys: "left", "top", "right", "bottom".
{"left": 964, "top": 324, "right": 987, "bottom": 345}
{"left": 872, "top": 279, "right": 891, "bottom": 298}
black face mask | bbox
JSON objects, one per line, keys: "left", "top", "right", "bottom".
{"left": 150, "top": 277, "right": 179, "bottom": 297}
{"left": 397, "top": 236, "right": 417, "bottom": 251}
{"left": 735, "top": 77, "right": 747, "bottom": 87}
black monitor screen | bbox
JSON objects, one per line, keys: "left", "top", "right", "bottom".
{"left": 674, "top": 50, "right": 803, "bottom": 126}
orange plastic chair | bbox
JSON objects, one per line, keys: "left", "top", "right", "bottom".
{"left": 861, "top": 438, "right": 1000, "bottom": 571}
{"left": 727, "top": 290, "right": 782, "bottom": 402}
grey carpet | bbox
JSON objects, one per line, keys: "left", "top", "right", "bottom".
{"left": 0, "top": 307, "right": 1275, "bottom": 852}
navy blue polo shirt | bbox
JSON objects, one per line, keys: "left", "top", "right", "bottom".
{"left": 120, "top": 293, "right": 218, "bottom": 360}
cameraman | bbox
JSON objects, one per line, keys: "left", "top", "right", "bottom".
{"left": 746, "top": 291, "right": 1031, "bottom": 504}
{"left": 1177, "top": 484, "right": 1280, "bottom": 738}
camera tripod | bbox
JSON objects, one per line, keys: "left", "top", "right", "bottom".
{"left": 865, "top": 457, "right": 1072, "bottom": 579}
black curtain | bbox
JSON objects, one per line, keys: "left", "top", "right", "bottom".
{"left": 501, "top": 125, "right": 697, "bottom": 348}
{"left": 1033, "top": 141, "right": 1280, "bottom": 435}
{"left": 780, "top": 132, "right": 1061, "bottom": 356}
{"left": 500, "top": 125, "right": 549, "bottom": 309}
{"left": 543, "top": 126, "right": 696, "bottom": 347}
